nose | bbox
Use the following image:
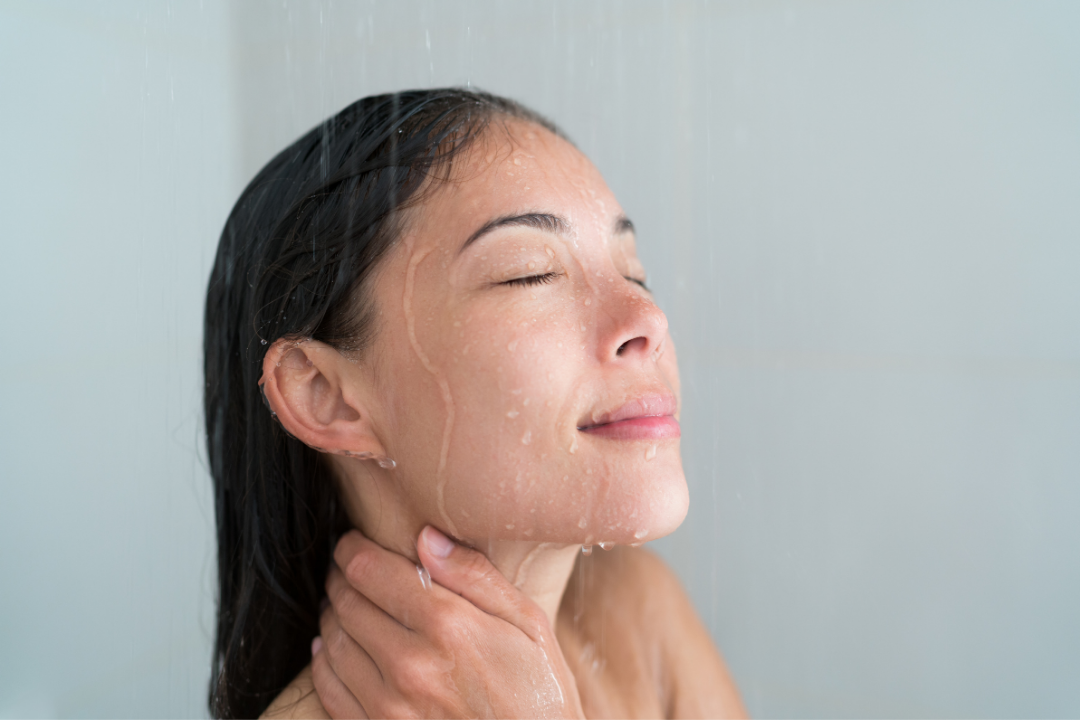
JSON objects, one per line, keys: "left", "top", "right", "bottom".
{"left": 595, "top": 279, "right": 669, "bottom": 363}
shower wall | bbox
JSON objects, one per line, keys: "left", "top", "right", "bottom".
{"left": 2, "top": 1, "right": 1077, "bottom": 717}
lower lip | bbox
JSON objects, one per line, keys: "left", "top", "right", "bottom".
{"left": 579, "top": 415, "right": 681, "bottom": 440}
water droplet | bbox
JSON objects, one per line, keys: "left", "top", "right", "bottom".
{"left": 527, "top": 260, "right": 536, "bottom": 270}
{"left": 523, "top": 398, "right": 530, "bottom": 406}
{"left": 578, "top": 517, "right": 587, "bottom": 529}
{"left": 513, "top": 156, "right": 521, "bottom": 165}
{"left": 581, "top": 545, "right": 593, "bottom": 555}
{"left": 507, "top": 339, "right": 518, "bottom": 352}
{"left": 505, "top": 523, "right": 515, "bottom": 530}
{"left": 453, "top": 320, "right": 461, "bottom": 327}
{"left": 507, "top": 410, "right": 519, "bottom": 419}
{"left": 377, "top": 457, "right": 397, "bottom": 469}
{"left": 416, "top": 565, "right": 431, "bottom": 590}
{"left": 634, "top": 528, "right": 648, "bottom": 540}
{"left": 645, "top": 444, "right": 658, "bottom": 461}
{"left": 260, "top": 339, "right": 268, "bottom": 346}
{"left": 599, "top": 542, "right": 614, "bottom": 551}
{"left": 521, "top": 430, "right": 532, "bottom": 445}
{"left": 584, "top": 298, "right": 592, "bottom": 306}
{"left": 569, "top": 434, "right": 578, "bottom": 454}
{"left": 545, "top": 246, "right": 555, "bottom": 258}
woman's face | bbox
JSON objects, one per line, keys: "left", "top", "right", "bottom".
{"left": 362, "top": 120, "right": 686, "bottom": 547}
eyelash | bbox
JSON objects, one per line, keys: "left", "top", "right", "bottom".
{"left": 502, "top": 272, "right": 559, "bottom": 287}
{"left": 501, "top": 273, "right": 649, "bottom": 291}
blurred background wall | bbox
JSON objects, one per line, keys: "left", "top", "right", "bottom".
{"left": 2, "top": 1, "right": 1078, "bottom": 717}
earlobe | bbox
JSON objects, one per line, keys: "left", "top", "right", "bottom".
{"left": 259, "top": 338, "right": 391, "bottom": 466}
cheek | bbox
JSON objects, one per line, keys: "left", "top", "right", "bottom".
{"left": 436, "top": 307, "right": 589, "bottom": 534}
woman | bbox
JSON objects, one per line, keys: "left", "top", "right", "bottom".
{"left": 206, "top": 88, "right": 745, "bottom": 719}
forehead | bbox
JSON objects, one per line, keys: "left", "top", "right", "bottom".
{"left": 407, "top": 120, "right": 621, "bottom": 249}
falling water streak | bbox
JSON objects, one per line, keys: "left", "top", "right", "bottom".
{"left": 417, "top": 565, "right": 432, "bottom": 590}
{"left": 581, "top": 544, "right": 593, "bottom": 555}
{"left": 404, "top": 247, "right": 458, "bottom": 536}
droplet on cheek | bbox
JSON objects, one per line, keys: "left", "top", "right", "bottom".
{"left": 645, "top": 444, "right": 658, "bottom": 461}
{"left": 569, "top": 435, "right": 578, "bottom": 454}
{"left": 522, "top": 430, "right": 532, "bottom": 445}
{"left": 507, "top": 410, "right": 519, "bottom": 419}
{"left": 584, "top": 298, "right": 592, "bottom": 306}
{"left": 508, "top": 339, "right": 518, "bottom": 352}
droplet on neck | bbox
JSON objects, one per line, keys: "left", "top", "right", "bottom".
{"left": 581, "top": 545, "right": 593, "bottom": 555}
{"left": 416, "top": 565, "right": 431, "bottom": 590}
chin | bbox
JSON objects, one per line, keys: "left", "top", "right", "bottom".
{"left": 576, "top": 454, "right": 689, "bottom": 546}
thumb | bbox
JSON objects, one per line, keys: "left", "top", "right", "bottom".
{"left": 417, "top": 526, "right": 549, "bottom": 640}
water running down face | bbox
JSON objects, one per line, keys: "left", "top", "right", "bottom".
{"left": 358, "top": 119, "right": 688, "bottom": 549}
{"left": 271, "top": 119, "right": 688, "bottom": 551}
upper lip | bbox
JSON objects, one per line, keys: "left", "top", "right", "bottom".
{"left": 578, "top": 393, "right": 678, "bottom": 429}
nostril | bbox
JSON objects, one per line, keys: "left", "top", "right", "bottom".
{"left": 616, "top": 336, "right": 647, "bottom": 356}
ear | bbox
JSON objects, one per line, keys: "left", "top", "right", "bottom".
{"left": 260, "top": 338, "right": 387, "bottom": 461}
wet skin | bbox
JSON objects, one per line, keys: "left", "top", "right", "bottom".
{"left": 260, "top": 120, "right": 745, "bottom": 718}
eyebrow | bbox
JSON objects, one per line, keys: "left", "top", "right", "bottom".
{"left": 458, "top": 211, "right": 635, "bottom": 255}
{"left": 457, "top": 213, "right": 565, "bottom": 254}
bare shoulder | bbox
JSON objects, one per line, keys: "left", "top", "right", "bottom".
{"left": 261, "top": 665, "right": 330, "bottom": 720}
{"left": 573, "top": 546, "right": 748, "bottom": 719}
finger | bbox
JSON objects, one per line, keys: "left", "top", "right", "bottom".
{"left": 319, "top": 605, "right": 384, "bottom": 713}
{"left": 417, "top": 525, "right": 549, "bottom": 640}
{"left": 326, "top": 562, "right": 414, "bottom": 661}
{"left": 311, "top": 636, "right": 369, "bottom": 719}
{"left": 333, "top": 529, "right": 444, "bottom": 630}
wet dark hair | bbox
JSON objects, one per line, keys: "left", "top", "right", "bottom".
{"left": 204, "top": 88, "right": 561, "bottom": 719}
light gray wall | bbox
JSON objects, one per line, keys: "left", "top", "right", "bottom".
{"left": 0, "top": 2, "right": 234, "bottom": 717}
{"left": 1, "top": 1, "right": 1078, "bottom": 717}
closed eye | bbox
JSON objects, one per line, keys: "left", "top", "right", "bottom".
{"left": 502, "top": 272, "right": 560, "bottom": 287}
{"left": 626, "top": 276, "right": 650, "bottom": 292}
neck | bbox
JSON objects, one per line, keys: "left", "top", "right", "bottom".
{"left": 335, "top": 462, "right": 580, "bottom": 627}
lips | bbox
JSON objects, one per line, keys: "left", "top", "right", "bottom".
{"left": 578, "top": 393, "right": 680, "bottom": 440}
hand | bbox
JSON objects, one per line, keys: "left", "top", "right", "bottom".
{"left": 311, "top": 526, "right": 586, "bottom": 719}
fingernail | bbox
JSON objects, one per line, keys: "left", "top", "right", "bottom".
{"left": 423, "top": 526, "right": 454, "bottom": 558}
{"left": 311, "top": 636, "right": 323, "bottom": 657}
